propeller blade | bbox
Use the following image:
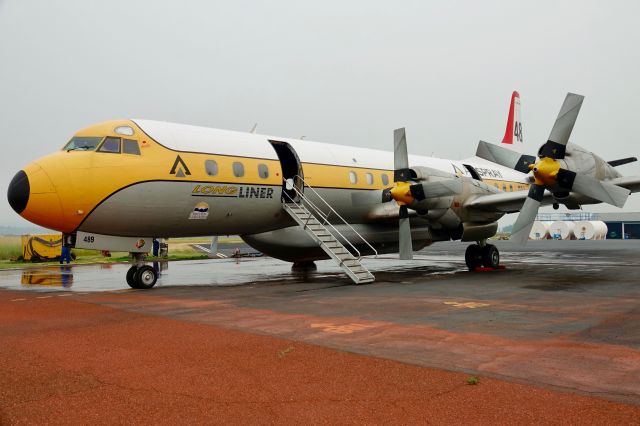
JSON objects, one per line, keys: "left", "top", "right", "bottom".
{"left": 570, "top": 173, "right": 630, "bottom": 208}
{"left": 393, "top": 128, "right": 413, "bottom": 181}
{"left": 381, "top": 188, "right": 393, "bottom": 203}
{"left": 476, "top": 141, "right": 536, "bottom": 173}
{"left": 539, "top": 93, "right": 584, "bottom": 159}
{"left": 510, "top": 184, "right": 545, "bottom": 244}
{"left": 394, "top": 128, "right": 409, "bottom": 170}
{"left": 398, "top": 205, "right": 413, "bottom": 260}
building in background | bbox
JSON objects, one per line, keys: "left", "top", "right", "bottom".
{"left": 595, "top": 213, "right": 640, "bottom": 240}
{"left": 535, "top": 212, "right": 640, "bottom": 240}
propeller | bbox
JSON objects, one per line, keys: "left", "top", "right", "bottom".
{"left": 507, "top": 93, "right": 630, "bottom": 243}
{"left": 391, "top": 128, "right": 414, "bottom": 260}
{"left": 382, "top": 128, "right": 467, "bottom": 258}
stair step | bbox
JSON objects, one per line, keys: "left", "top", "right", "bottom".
{"left": 284, "top": 201, "right": 375, "bottom": 285}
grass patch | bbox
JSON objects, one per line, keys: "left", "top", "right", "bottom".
{"left": 466, "top": 376, "right": 480, "bottom": 385}
{"left": 277, "top": 347, "right": 295, "bottom": 359}
{"left": 0, "top": 236, "right": 22, "bottom": 260}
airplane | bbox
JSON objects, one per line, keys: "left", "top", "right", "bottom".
{"left": 7, "top": 92, "right": 640, "bottom": 289}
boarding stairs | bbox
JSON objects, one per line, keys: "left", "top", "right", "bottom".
{"left": 282, "top": 177, "right": 376, "bottom": 284}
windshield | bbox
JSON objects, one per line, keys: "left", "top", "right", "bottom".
{"left": 63, "top": 137, "right": 103, "bottom": 151}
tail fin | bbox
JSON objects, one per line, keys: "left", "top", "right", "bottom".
{"left": 501, "top": 91, "right": 524, "bottom": 152}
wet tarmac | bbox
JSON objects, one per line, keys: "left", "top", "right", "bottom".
{"left": 2, "top": 240, "right": 640, "bottom": 406}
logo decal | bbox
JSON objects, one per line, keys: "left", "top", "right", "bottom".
{"left": 189, "top": 202, "right": 210, "bottom": 220}
{"left": 135, "top": 239, "right": 146, "bottom": 249}
{"left": 170, "top": 155, "right": 191, "bottom": 177}
{"left": 192, "top": 184, "right": 274, "bottom": 199}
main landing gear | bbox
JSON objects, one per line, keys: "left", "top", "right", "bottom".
{"left": 126, "top": 253, "right": 158, "bottom": 289}
{"left": 465, "top": 241, "right": 500, "bottom": 271}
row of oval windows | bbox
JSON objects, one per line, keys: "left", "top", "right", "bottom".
{"left": 204, "top": 159, "right": 392, "bottom": 185}
{"left": 204, "top": 160, "right": 524, "bottom": 192}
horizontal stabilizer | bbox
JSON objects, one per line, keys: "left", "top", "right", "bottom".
{"left": 608, "top": 157, "right": 637, "bottom": 167}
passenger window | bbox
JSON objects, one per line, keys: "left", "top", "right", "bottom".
{"left": 381, "top": 174, "right": 390, "bottom": 186}
{"left": 365, "top": 173, "right": 374, "bottom": 185}
{"left": 509, "top": 184, "right": 513, "bottom": 192}
{"left": 349, "top": 171, "right": 358, "bottom": 184}
{"left": 122, "top": 139, "right": 140, "bottom": 155}
{"left": 258, "top": 164, "right": 269, "bottom": 179}
{"left": 205, "top": 160, "right": 218, "bottom": 176}
{"left": 98, "top": 137, "right": 121, "bottom": 153}
{"left": 502, "top": 184, "right": 507, "bottom": 191}
{"left": 233, "top": 162, "right": 244, "bottom": 177}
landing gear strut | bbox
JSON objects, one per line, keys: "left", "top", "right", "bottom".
{"left": 126, "top": 253, "right": 158, "bottom": 289}
{"left": 465, "top": 241, "right": 500, "bottom": 271}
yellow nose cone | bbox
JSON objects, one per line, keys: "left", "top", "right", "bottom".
{"left": 19, "top": 164, "right": 66, "bottom": 232}
{"left": 533, "top": 157, "right": 561, "bottom": 186}
{"left": 390, "top": 181, "right": 414, "bottom": 205}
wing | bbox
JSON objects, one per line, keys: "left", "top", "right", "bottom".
{"left": 610, "top": 176, "right": 640, "bottom": 193}
{"left": 466, "top": 174, "right": 640, "bottom": 214}
{"left": 464, "top": 189, "right": 555, "bottom": 213}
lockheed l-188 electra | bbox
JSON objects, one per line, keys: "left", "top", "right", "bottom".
{"left": 7, "top": 92, "right": 640, "bottom": 288}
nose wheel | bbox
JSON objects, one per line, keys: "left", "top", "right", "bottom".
{"left": 465, "top": 243, "right": 500, "bottom": 271}
{"left": 126, "top": 265, "right": 158, "bottom": 289}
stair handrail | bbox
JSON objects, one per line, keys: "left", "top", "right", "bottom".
{"left": 282, "top": 189, "right": 362, "bottom": 259}
{"left": 282, "top": 176, "right": 378, "bottom": 258}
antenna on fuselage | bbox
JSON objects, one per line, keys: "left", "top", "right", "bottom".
{"left": 250, "top": 123, "right": 258, "bottom": 134}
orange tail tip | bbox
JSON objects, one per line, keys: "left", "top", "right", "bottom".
{"left": 502, "top": 91, "right": 523, "bottom": 145}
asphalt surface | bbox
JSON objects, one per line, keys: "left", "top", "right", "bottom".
{"left": 1, "top": 240, "right": 640, "bottom": 423}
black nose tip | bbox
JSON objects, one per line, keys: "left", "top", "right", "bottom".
{"left": 7, "top": 170, "right": 29, "bottom": 214}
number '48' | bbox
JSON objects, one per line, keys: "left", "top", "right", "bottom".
{"left": 513, "top": 121, "right": 523, "bottom": 142}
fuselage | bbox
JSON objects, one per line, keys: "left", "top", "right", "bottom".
{"left": 9, "top": 119, "right": 530, "bottom": 259}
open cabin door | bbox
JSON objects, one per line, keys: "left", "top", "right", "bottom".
{"left": 268, "top": 140, "right": 303, "bottom": 202}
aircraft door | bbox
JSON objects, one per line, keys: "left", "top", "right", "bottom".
{"left": 269, "top": 141, "right": 303, "bottom": 202}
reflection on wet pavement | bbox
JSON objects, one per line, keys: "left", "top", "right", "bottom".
{"left": 0, "top": 240, "right": 638, "bottom": 293}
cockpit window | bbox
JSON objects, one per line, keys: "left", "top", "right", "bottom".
{"left": 98, "top": 137, "right": 121, "bottom": 153}
{"left": 63, "top": 137, "right": 103, "bottom": 151}
{"left": 123, "top": 139, "right": 141, "bottom": 155}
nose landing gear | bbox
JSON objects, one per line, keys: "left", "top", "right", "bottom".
{"left": 465, "top": 241, "right": 500, "bottom": 271}
{"left": 126, "top": 253, "right": 158, "bottom": 289}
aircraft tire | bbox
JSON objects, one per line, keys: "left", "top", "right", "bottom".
{"left": 126, "top": 266, "right": 139, "bottom": 288}
{"left": 465, "top": 244, "right": 482, "bottom": 271}
{"left": 133, "top": 265, "right": 158, "bottom": 289}
{"left": 481, "top": 244, "right": 500, "bottom": 269}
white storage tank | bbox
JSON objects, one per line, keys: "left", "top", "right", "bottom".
{"left": 549, "top": 221, "right": 576, "bottom": 240}
{"left": 575, "top": 221, "right": 608, "bottom": 240}
{"left": 529, "top": 221, "right": 551, "bottom": 240}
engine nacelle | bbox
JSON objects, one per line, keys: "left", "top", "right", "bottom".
{"left": 459, "top": 221, "right": 498, "bottom": 242}
{"left": 409, "top": 166, "right": 457, "bottom": 181}
{"left": 558, "top": 143, "right": 622, "bottom": 181}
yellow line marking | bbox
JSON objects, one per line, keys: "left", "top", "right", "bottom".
{"left": 310, "top": 323, "right": 374, "bottom": 334}
{"left": 10, "top": 298, "right": 26, "bottom": 302}
{"left": 36, "top": 295, "right": 52, "bottom": 299}
{"left": 444, "top": 301, "right": 490, "bottom": 309}
{"left": 57, "top": 294, "right": 73, "bottom": 297}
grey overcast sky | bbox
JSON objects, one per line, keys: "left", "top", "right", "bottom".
{"left": 1, "top": 0, "right": 639, "bottom": 227}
